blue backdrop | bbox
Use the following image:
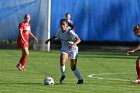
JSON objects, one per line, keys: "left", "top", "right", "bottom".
{"left": 51, "top": 0, "right": 140, "bottom": 42}
{"left": 0, "top": 0, "right": 48, "bottom": 42}
{"left": 0, "top": 0, "right": 140, "bottom": 42}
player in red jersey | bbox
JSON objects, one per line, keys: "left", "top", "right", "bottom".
{"left": 16, "top": 14, "right": 38, "bottom": 71}
{"left": 127, "top": 24, "right": 140, "bottom": 84}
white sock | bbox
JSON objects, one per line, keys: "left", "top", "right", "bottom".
{"left": 60, "top": 65, "right": 66, "bottom": 76}
{"left": 74, "top": 69, "right": 82, "bottom": 80}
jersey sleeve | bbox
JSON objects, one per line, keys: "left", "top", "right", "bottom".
{"left": 69, "top": 30, "right": 78, "bottom": 38}
{"left": 19, "top": 23, "right": 24, "bottom": 30}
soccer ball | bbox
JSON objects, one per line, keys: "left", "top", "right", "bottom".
{"left": 44, "top": 77, "right": 54, "bottom": 85}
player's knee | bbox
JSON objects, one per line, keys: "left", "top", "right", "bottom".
{"left": 25, "top": 52, "right": 29, "bottom": 56}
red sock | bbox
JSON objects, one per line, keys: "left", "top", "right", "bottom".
{"left": 136, "top": 66, "right": 140, "bottom": 80}
{"left": 19, "top": 55, "right": 27, "bottom": 66}
{"left": 19, "top": 56, "right": 24, "bottom": 64}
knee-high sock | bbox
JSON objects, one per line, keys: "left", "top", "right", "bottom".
{"left": 19, "top": 55, "right": 27, "bottom": 66}
{"left": 60, "top": 65, "right": 65, "bottom": 76}
{"left": 73, "top": 68, "right": 82, "bottom": 80}
{"left": 136, "top": 66, "right": 140, "bottom": 80}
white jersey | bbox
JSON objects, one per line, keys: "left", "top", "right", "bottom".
{"left": 55, "top": 27, "right": 78, "bottom": 49}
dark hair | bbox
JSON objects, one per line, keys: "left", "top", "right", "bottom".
{"left": 60, "top": 19, "right": 68, "bottom": 25}
{"left": 134, "top": 24, "right": 140, "bottom": 32}
{"left": 24, "top": 14, "right": 30, "bottom": 19}
{"left": 65, "top": 13, "right": 71, "bottom": 17}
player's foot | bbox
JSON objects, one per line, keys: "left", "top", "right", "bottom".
{"left": 131, "top": 79, "right": 140, "bottom": 84}
{"left": 22, "top": 66, "right": 26, "bottom": 71}
{"left": 16, "top": 64, "right": 23, "bottom": 71}
{"left": 77, "top": 79, "right": 83, "bottom": 84}
{"left": 60, "top": 75, "right": 65, "bottom": 84}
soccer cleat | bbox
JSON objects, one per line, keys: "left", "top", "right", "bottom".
{"left": 77, "top": 79, "right": 83, "bottom": 84}
{"left": 131, "top": 79, "right": 140, "bottom": 84}
{"left": 16, "top": 64, "right": 23, "bottom": 71}
{"left": 60, "top": 75, "right": 65, "bottom": 84}
{"left": 22, "top": 66, "right": 26, "bottom": 71}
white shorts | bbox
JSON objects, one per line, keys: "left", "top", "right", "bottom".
{"left": 60, "top": 47, "right": 78, "bottom": 59}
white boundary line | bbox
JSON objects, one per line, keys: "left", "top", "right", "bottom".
{"left": 88, "top": 73, "right": 130, "bottom": 81}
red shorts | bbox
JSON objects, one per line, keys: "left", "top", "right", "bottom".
{"left": 17, "top": 39, "right": 29, "bottom": 49}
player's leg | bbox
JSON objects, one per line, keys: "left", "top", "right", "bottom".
{"left": 17, "top": 47, "right": 29, "bottom": 71}
{"left": 60, "top": 53, "right": 68, "bottom": 83}
{"left": 132, "top": 57, "right": 140, "bottom": 84}
{"left": 136, "top": 58, "right": 140, "bottom": 80}
{"left": 21, "top": 47, "right": 29, "bottom": 70}
{"left": 70, "top": 59, "right": 83, "bottom": 84}
{"left": 69, "top": 47, "right": 83, "bottom": 84}
{"left": 16, "top": 49, "right": 24, "bottom": 71}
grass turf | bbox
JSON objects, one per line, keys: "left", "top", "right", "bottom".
{"left": 0, "top": 49, "right": 140, "bottom": 93}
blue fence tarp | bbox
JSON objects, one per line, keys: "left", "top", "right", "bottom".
{"left": 0, "top": 0, "right": 48, "bottom": 41}
{"left": 0, "top": 0, "right": 140, "bottom": 42}
{"left": 51, "top": 0, "right": 140, "bottom": 42}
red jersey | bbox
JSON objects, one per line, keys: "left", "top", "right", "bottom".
{"left": 17, "top": 22, "right": 31, "bottom": 48}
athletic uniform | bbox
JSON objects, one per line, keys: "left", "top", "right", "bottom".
{"left": 17, "top": 22, "right": 31, "bottom": 48}
{"left": 56, "top": 26, "right": 83, "bottom": 84}
{"left": 55, "top": 27, "right": 78, "bottom": 59}
{"left": 67, "top": 19, "right": 74, "bottom": 30}
{"left": 67, "top": 19, "right": 73, "bottom": 25}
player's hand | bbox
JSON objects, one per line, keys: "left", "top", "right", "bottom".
{"left": 23, "top": 40, "right": 28, "bottom": 46}
{"left": 34, "top": 38, "right": 38, "bottom": 42}
{"left": 45, "top": 40, "right": 49, "bottom": 44}
{"left": 127, "top": 50, "right": 135, "bottom": 55}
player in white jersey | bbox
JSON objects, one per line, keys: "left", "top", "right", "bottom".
{"left": 45, "top": 19, "right": 83, "bottom": 84}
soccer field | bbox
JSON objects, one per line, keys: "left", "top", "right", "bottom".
{"left": 0, "top": 49, "right": 140, "bottom": 93}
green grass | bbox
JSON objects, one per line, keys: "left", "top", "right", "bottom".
{"left": 0, "top": 49, "right": 140, "bottom": 93}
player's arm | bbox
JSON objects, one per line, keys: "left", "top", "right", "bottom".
{"left": 45, "top": 36, "right": 58, "bottom": 44}
{"left": 127, "top": 44, "right": 140, "bottom": 55}
{"left": 71, "top": 36, "right": 81, "bottom": 48}
{"left": 20, "top": 29, "right": 26, "bottom": 43}
{"left": 69, "top": 30, "right": 81, "bottom": 48}
{"left": 127, "top": 24, "right": 140, "bottom": 55}
{"left": 19, "top": 23, "right": 27, "bottom": 44}
{"left": 29, "top": 32, "right": 38, "bottom": 42}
